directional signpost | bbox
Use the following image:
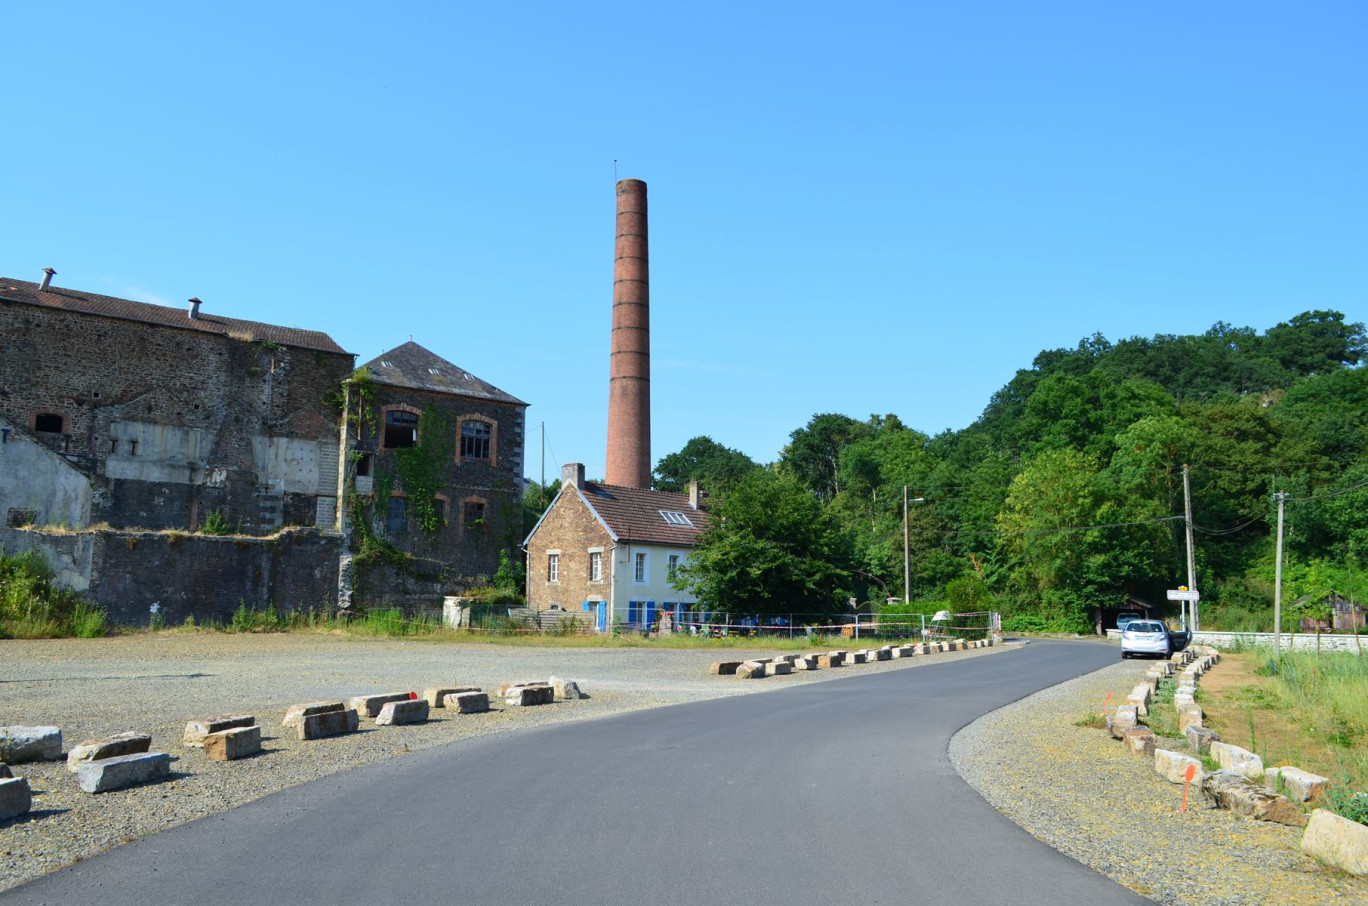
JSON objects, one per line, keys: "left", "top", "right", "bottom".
{"left": 1167, "top": 586, "right": 1200, "bottom": 629}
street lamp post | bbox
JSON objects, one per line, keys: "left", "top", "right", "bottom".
{"left": 903, "top": 489, "right": 925, "bottom": 605}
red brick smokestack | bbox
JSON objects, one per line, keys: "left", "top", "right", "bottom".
{"left": 606, "top": 178, "right": 651, "bottom": 489}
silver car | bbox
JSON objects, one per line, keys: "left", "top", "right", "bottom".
{"left": 1120, "top": 620, "right": 1171, "bottom": 659}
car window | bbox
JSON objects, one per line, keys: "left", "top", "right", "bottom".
{"left": 1128, "top": 622, "right": 1163, "bottom": 633}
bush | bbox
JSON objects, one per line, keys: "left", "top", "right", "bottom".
{"left": 0, "top": 549, "right": 107, "bottom": 638}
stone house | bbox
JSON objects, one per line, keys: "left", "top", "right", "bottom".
{"left": 523, "top": 463, "right": 707, "bottom": 632}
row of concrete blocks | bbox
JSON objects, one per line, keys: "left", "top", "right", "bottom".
{"left": 1105, "top": 647, "right": 1368, "bottom": 876}
{"left": 709, "top": 638, "right": 993, "bottom": 678}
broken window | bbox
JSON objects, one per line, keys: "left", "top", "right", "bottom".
{"left": 354, "top": 452, "right": 373, "bottom": 477}
{"left": 384, "top": 410, "right": 419, "bottom": 449}
{"left": 433, "top": 497, "right": 447, "bottom": 525}
{"left": 109, "top": 438, "right": 119, "bottom": 454}
{"left": 460, "top": 419, "right": 491, "bottom": 460}
{"left": 387, "top": 496, "right": 408, "bottom": 534}
{"left": 464, "top": 500, "right": 485, "bottom": 527}
{"left": 34, "top": 413, "right": 63, "bottom": 433}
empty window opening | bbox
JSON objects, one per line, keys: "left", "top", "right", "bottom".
{"left": 34, "top": 413, "right": 63, "bottom": 433}
{"left": 464, "top": 500, "right": 485, "bottom": 527}
{"left": 461, "top": 420, "right": 491, "bottom": 460}
{"left": 7, "top": 508, "right": 37, "bottom": 528}
{"left": 384, "top": 410, "right": 419, "bottom": 448}
{"left": 355, "top": 452, "right": 374, "bottom": 477}
{"left": 109, "top": 438, "right": 119, "bottom": 454}
{"left": 387, "top": 496, "right": 408, "bottom": 534}
{"left": 127, "top": 440, "right": 139, "bottom": 456}
{"left": 433, "top": 497, "right": 448, "bottom": 525}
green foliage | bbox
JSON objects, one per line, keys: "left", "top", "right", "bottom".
{"left": 392, "top": 410, "right": 452, "bottom": 535}
{"left": 201, "top": 510, "right": 236, "bottom": 536}
{"left": 0, "top": 549, "right": 107, "bottom": 639}
{"left": 231, "top": 602, "right": 284, "bottom": 632}
{"left": 653, "top": 435, "right": 760, "bottom": 493}
{"left": 492, "top": 549, "right": 524, "bottom": 596}
{"left": 1326, "top": 787, "right": 1368, "bottom": 828}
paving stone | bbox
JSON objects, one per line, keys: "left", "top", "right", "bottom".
{"left": 709, "top": 661, "right": 742, "bottom": 676}
{"left": 0, "top": 777, "right": 32, "bottom": 820}
{"left": 1302, "top": 808, "right": 1368, "bottom": 876}
{"left": 444, "top": 691, "right": 490, "bottom": 713}
{"left": 1202, "top": 769, "right": 1304, "bottom": 826}
{"left": 67, "top": 732, "right": 152, "bottom": 771}
{"left": 1264, "top": 766, "right": 1330, "bottom": 803}
{"left": 76, "top": 752, "right": 171, "bottom": 793}
{"left": 350, "top": 693, "right": 417, "bottom": 719}
{"left": 183, "top": 715, "right": 255, "bottom": 748}
{"left": 0, "top": 726, "right": 62, "bottom": 764}
{"left": 282, "top": 701, "right": 345, "bottom": 728}
{"left": 298, "top": 709, "right": 360, "bottom": 740}
{"left": 204, "top": 725, "right": 262, "bottom": 761}
{"left": 376, "top": 699, "right": 430, "bottom": 726}
{"left": 1155, "top": 748, "right": 1204, "bottom": 785}
{"left": 424, "top": 686, "right": 481, "bottom": 707}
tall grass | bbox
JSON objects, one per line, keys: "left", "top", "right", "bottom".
{"left": 0, "top": 549, "right": 107, "bottom": 638}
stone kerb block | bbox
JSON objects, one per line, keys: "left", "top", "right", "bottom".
{"left": 1264, "top": 766, "right": 1329, "bottom": 803}
{"left": 1178, "top": 704, "right": 1204, "bottom": 734}
{"left": 0, "top": 777, "right": 33, "bottom": 820}
{"left": 1185, "top": 726, "right": 1221, "bottom": 754}
{"left": 1202, "top": 769, "right": 1304, "bottom": 826}
{"left": 1107, "top": 706, "right": 1139, "bottom": 739}
{"left": 376, "top": 699, "right": 430, "bottom": 726}
{"left": 846, "top": 652, "right": 867, "bottom": 665}
{"left": 1211, "top": 741, "right": 1264, "bottom": 780}
{"left": 298, "top": 709, "right": 360, "bottom": 740}
{"left": 67, "top": 732, "right": 152, "bottom": 771}
{"left": 710, "top": 662, "right": 743, "bottom": 676}
{"left": 816, "top": 654, "right": 842, "bottom": 668}
{"left": 736, "top": 661, "right": 767, "bottom": 679}
{"left": 350, "top": 693, "right": 416, "bottom": 720}
{"left": 505, "top": 685, "right": 555, "bottom": 706}
{"left": 283, "top": 701, "right": 344, "bottom": 728}
{"left": 76, "top": 752, "right": 171, "bottom": 794}
{"left": 1155, "top": 749, "right": 1204, "bottom": 786}
{"left": 204, "top": 725, "right": 262, "bottom": 761}
{"left": 870, "top": 649, "right": 891, "bottom": 662}
{"left": 791, "top": 657, "right": 816, "bottom": 671}
{"left": 768, "top": 661, "right": 794, "bottom": 676}
{"left": 1302, "top": 808, "right": 1368, "bottom": 876}
{"left": 1123, "top": 726, "right": 1156, "bottom": 757}
{"left": 184, "top": 715, "right": 255, "bottom": 748}
{"left": 550, "top": 677, "right": 584, "bottom": 699}
{"left": 444, "top": 692, "right": 490, "bottom": 713}
{"left": 0, "top": 726, "right": 62, "bottom": 764}
{"left": 425, "top": 687, "right": 480, "bottom": 708}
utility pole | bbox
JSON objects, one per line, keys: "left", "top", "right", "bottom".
{"left": 1273, "top": 491, "right": 1287, "bottom": 656}
{"left": 1183, "top": 464, "right": 1198, "bottom": 630}
{"left": 903, "top": 490, "right": 925, "bottom": 605}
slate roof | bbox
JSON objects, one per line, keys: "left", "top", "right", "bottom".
{"left": 361, "top": 341, "right": 526, "bottom": 406}
{"left": 0, "top": 276, "right": 348, "bottom": 355}
{"left": 576, "top": 482, "right": 709, "bottom": 546}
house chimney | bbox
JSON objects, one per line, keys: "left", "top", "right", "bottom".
{"left": 688, "top": 480, "right": 701, "bottom": 510}
{"left": 39, "top": 268, "right": 56, "bottom": 292}
{"left": 188, "top": 297, "right": 202, "bottom": 320}
{"left": 562, "top": 462, "right": 586, "bottom": 491}
{"left": 605, "top": 178, "right": 651, "bottom": 488}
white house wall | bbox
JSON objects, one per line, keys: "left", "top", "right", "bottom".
{"left": 611, "top": 542, "right": 697, "bottom": 628}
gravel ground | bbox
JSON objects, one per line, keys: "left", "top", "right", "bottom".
{"left": 951, "top": 647, "right": 1368, "bottom": 905}
{"left": 0, "top": 633, "right": 995, "bottom": 892}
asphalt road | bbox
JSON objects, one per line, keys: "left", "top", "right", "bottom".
{"left": 2, "top": 641, "right": 1152, "bottom": 905}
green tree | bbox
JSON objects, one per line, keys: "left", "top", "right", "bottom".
{"left": 674, "top": 469, "right": 852, "bottom": 617}
{"left": 781, "top": 413, "right": 871, "bottom": 502}
{"left": 653, "top": 436, "right": 760, "bottom": 493}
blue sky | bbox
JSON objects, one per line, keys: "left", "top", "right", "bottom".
{"left": 6, "top": 3, "right": 1365, "bottom": 481}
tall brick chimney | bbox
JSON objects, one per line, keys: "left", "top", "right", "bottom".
{"left": 605, "top": 178, "right": 651, "bottom": 488}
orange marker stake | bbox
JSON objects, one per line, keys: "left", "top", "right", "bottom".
{"left": 1181, "top": 763, "right": 1197, "bottom": 812}
{"left": 1102, "top": 691, "right": 1113, "bottom": 715}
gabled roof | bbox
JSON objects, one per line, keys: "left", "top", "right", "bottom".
{"left": 573, "top": 482, "right": 709, "bottom": 546}
{"left": 0, "top": 276, "right": 348, "bottom": 355}
{"left": 362, "top": 341, "right": 526, "bottom": 406}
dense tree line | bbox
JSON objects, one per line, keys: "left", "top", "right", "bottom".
{"left": 661, "top": 310, "right": 1368, "bottom": 632}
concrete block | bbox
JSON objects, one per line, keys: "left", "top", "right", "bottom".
{"left": 505, "top": 685, "right": 555, "bottom": 706}
{"left": 204, "top": 726, "right": 262, "bottom": 761}
{"left": 0, "top": 777, "right": 32, "bottom": 820}
{"left": 350, "top": 693, "right": 416, "bottom": 719}
{"left": 1178, "top": 703, "right": 1204, "bottom": 734}
{"left": 1123, "top": 726, "right": 1156, "bottom": 757}
{"left": 1107, "top": 706, "right": 1138, "bottom": 739}
{"left": 1264, "top": 766, "right": 1330, "bottom": 803}
{"left": 0, "top": 726, "right": 62, "bottom": 764}
{"left": 816, "top": 654, "right": 843, "bottom": 668}
{"left": 710, "top": 661, "right": 742, "bottom": 676}
{"left": 1203, "top": 769, "right": 1304, "bottom": 826}
{"left": 376, "top": 699, "right": 429, "bottom": 726}
{"left": 1185, "top": 726, "right": 1221, "bottom": 754}
{"left": 847, "top": 652, "right": 867, "bottom": 665}
{"left": 1302, "top": 808, "right": 1368, "bottom": 876}
{"left": 550, "top": 677, "right": 584, "bottom": 699}
{"left": 67, "top": 732, "right": 151, "bottom": 772}
{"left": 736, "top": 661, "right": 767, "bottom": 679}
{"left": 1155, "top": 748, "right": 1203, "bottom": 785}
{"left": 184, "top": 715, "right": 254, "bottom": 748}
{"left": 769, "top": 661, "right": 794, "bottom": 675}
{"left": 870, "top": 648, "right": 891, "bottom": 662}
{"left": 298, "top": 709, "right": 360, "bottom": 740}
{"left": 424, "top": 687, "right": 481, "bottom": 708}
{"left": 444, "top": 691, "right": 490, "bottom": 713}
{"left": 1211, "top": 741, "right": 1264, "bottom": 780}
{"left": 282, "top": 701, "right": 344, "bottom": 728}
{"left": 790, "top": 657, "right": 816, "bottom": 671}
{"left": 76, "top": 752, "right": 171, "bottom": 793}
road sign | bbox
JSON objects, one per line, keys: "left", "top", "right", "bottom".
{"left": 1167, "top": 589, "right": 1200, "bottom": 602}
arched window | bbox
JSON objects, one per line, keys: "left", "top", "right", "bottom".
{"left": 460, "top": 419, "right": 492, "bottom": 461}
{"left": 383, "top": 407, "right": 421, "bottom": 449}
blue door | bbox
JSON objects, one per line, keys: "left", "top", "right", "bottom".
{"left": 646, "top": 600, "right": 656, "bottom": 629}
{"left": 596, "top": 600, "right": 607, "bottom": 632}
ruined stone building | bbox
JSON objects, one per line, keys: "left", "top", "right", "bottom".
{"left": 0, "top": 271, "right": 525, "bottom": 624}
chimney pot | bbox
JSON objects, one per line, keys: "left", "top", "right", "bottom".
{"left": 39, "top": 268, "right": 56, "bottom": 292}
{"left": 188, "top": 297, "right": 202, "bottom": 320}
{"left": 561, "top": 462, "right": 586, "bottom": 491}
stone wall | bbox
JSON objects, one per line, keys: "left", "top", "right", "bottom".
{"left": 524, "top": 489, "right": 612, "bottom": 613}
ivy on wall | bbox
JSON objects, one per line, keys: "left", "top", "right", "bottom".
{"left": 393, "top": 410, "right": 452, "bottom": 535}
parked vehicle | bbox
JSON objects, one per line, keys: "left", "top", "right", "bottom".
{"left": 1115, "top": 611, "right": 1145, "bottom": 632}
{"left": 1120, "top": 620, "right": 1171, "bottom": 658}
